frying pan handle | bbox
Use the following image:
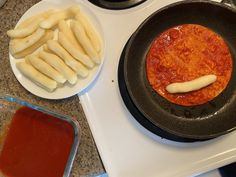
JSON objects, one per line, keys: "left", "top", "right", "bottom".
{"left": 221, "top": 0, "right": 236, "bottom": 7}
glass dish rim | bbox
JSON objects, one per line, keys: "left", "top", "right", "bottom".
{"left": 0, "top": 94, "right": 80, "bottom": 177}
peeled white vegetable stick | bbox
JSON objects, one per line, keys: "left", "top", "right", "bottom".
{"left": 166, "top": 74, "right": 217, "bottom": 94}
{"left": 40, "top": 6, "right": 80, "bottom": 29}
{"left": 47, "top": 40, "right": 89, "bottom": 77}
{"left": 58, "top": 20, "right": 85, "bottom": 53}
{"left": 75, "top": 12, "right": 101, "bottom": 53}
{"left": 26, "top": 55, "right": 66, "bottom": 84}
{"left": 58, "top": 31, "right": 94, "bottom": 68}
{"left": 71, "top": 20, "right": 100, "bottom": 64}
{"left": 68, "top": 5, "right": 80, "bottom": 15}
{"left": 43, "top": 44, "right": 51, "bottom": 52}
{"left": 13, "top": 30, "right": 54, "bottom": 59}
{"left": 39, "top": 51, "right": 77, "bottom": 85}
{"left": 16, "top": 62, "right": 57, "bottom": 92}
{"left": 17, "top": 9, "right": 56, "bottom": 29}
{"left": 40, "top": 10, "right": 70, "bottom": 29}
{"left": 10, "top": 28, "right": 45, "bottom": 54}
{"left": 7, "top": 17, "right": 45, "bottom": 38}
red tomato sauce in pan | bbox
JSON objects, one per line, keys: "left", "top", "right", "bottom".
{"left": 0, "top": 106, "right": 75, "bottom": 177}
{"left": 146, "top": 24, "right": 233, "bottom": 106}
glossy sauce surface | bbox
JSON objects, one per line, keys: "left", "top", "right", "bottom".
{"left": 146, "top": 24, "right": 232, "bottom": 106}
{"left": 0, "top": 106, "right": 75, "bottom": 177}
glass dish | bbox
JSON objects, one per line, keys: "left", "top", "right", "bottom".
{"left": 0, "top": 95, "right": 80, "bottom": 177}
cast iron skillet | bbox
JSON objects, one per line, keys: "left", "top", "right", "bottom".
{"left": 123, "top": 0, "right": 236, "bottom": 140}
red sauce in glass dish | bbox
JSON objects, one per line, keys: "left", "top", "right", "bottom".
{"left": 146, "top": 24, "right": 232, "bottom": 106}
{"left": 0, "top": 106, "right": 75, "bottom": 177}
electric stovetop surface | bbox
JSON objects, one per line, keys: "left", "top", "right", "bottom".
{"left": 79, "top": 0, "right": 236, "bottom": 177}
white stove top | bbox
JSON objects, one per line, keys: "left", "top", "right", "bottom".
{"left": 79, "top": 0, "right": 236, "bottom": 177}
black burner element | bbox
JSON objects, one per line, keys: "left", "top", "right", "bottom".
{"left": 88, "top": 0, "right": 148, "bottom": 10}
{"left": 220, "top": 162, "right": 236, "bottom": 177}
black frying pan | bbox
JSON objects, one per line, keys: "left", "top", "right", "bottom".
{"left": 123, "top": 0, "right": 236, "bottom": 139}
{"left": 119, "top": 37, "right": 200, "bottom": 142}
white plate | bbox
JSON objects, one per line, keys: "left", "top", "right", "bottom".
{"left": 9, "top": 0, "right": 105, "bottom": 99}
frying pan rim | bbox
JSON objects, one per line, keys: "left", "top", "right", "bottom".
{"left": 123, "top": 0, "right": 236, "bottom": 139}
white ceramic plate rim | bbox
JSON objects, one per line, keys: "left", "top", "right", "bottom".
{"left": 9, "top": 0, "right": 105, "bottom": 99}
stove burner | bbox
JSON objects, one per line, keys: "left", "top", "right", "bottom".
{"left": 88, "top": 0, "right": 148, "bottom": 10}
{"left": 118, "top": 38, "right": 208, "bottom": 143}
